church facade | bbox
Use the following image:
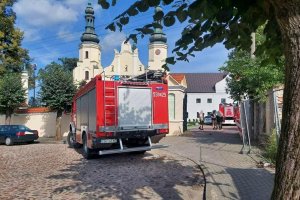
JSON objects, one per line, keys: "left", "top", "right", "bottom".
{"left": 72, "top": 3, "right": 185, "bottom": 135}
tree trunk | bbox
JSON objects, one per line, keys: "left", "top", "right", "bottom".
{"left": 55, "top": 110, "right": 63, "bottom": 141}
{"left": 271, "top": 1, "right": 300, "bottom": 199}
{"left": 5, "top": 110, "right": 12, "bottom": 125}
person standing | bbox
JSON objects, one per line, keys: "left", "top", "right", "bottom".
{"left": 199, "top": 110, "right": 204, "bottom": 130}
{"left": 216, "top": 111, "right": 223, "bottom": 130}
{"left": 211, "top": 110, "right": 217, "bottom": 130}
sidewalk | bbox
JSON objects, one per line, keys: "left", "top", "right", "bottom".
{"left": 161, "top": 125, "right": 275, "bottom": 200}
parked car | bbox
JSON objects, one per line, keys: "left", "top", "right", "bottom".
{"left": 0, "top": 125, "right": 39, "bottom": 146}
{"left": 204, "top": 116, "right": 212, "bottom": 125}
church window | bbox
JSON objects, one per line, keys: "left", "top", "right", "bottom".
{"left": 125, "top": 65, "right": 128, "bottom": 72}
{"left": 85, "top": 51, "right": 89, "bottom": 59}
{"left": 139, "top": 65, "right": 142, "bottom": 71}
{"left": 111, "top": 66, "right": 114, "bottom": 72}
{"left": 85, "top": 71, "right": 89, "bottom": 80}
{"left": 168, "top": 93, "right": 175, "bottom": 120}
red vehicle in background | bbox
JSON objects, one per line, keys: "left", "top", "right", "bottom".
{"left": 219, "top": 103, "right": 238, "bottom": 125}
{"left": 67, "top": 73, "right": 169, "bottom": 159}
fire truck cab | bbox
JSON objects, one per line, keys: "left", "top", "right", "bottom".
{"left": 67, "top": 72, "right": 169, "bottom": 159}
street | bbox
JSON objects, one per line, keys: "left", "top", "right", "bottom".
{"left": 0, "top": 142, "right": 203, "bottom": 200}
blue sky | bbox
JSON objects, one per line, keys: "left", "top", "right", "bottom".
{"left": 13, "top": 0, "right": 229, "bottom": 74}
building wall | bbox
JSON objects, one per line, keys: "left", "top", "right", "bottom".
{"left": 73, "top": 43, "right": 102, "bottom": 84}
{"left": 105, "top": 42, "right": 145, "bottom": 77}
{"left": 148, "top": 43, "right": 167, "bottom": 71}
{"left": 187, "top": 92, "right": 233, "bottom": 120}
{"left": 0, "top": 112, "right": 70, "bottom": 137}
{"left": 167, "top": 76, "right": 186, "bottom": 135}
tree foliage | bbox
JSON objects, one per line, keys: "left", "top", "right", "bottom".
{"left": 58, "top": 57, "right": 78, "bottom": 72}
{"left": 99, "top": 0, "right": 282, "bottom": 69}
{"left": 0, "top": 0, "right": 30, "bottom": 75}
{"left": 0, "top": 73, "right": 25, "bottom": 124}
{"left": 220, "top": 50, "right": 284, "bottom": 101}
{"left": 98, "top": 0, "right": 300, "bottom": 199}
{"left": 38, "top": 62, "right": 76, "bottom": 113}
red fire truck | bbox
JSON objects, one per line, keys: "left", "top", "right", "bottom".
{"left": 67, "top": 74, "right": 169, "bottom": 159}
{"left": 219, "top": 103, "right": 237, "bottom": 125}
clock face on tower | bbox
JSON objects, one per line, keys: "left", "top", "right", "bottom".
{"left": 155, "top": 49, "right": 161, "bottom": 55}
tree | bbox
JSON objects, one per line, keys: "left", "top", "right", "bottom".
{"left": 0, "top": 0, "right": 30, "bottom": 75}
{"left": 0, "top": 73, "right": 25, "bottom": 124}
{"left": 98, "top": 0, "right": 300, "bottom": 198}
{"left": 220, "top": 50, "right": 284, "bottom": 101}
{"left": 39, "top": 62, "right": 76, "bottom": 140}
{"left": 58, "top": 57, "right": 78, "bottom": 72}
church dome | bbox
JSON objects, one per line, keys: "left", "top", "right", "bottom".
{"left": 85, "top": 3, "right": 94, "bottom": 15}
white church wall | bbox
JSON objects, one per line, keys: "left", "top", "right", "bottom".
{"left": 0, "top": 112, "right": 70, "bottom": 137}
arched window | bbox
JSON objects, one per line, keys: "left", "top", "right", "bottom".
{"left": 111, "top": 65, "right": 114, "bottom": 72}
{"left": 168, "top": 93, "right": 175, "bottom": 120}
{"left": 85, "top": 71, "right": 89, "bottom": 80}
{"left": 125, "top": 65, "right": 128, "bottom": 72}
{"left": 139, "top": 65, "right": 142, "bottom": 71}
{"left": 85, "top": 51, "right": 89, "bottom": 59}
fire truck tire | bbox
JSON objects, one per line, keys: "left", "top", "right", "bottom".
{"left": 67, "top": 131, "right": 81, "bottom": 148}
{"left": 82, "top": 134, "right": 93, "bottom": 159}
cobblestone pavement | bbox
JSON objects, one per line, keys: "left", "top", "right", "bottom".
{"left": 160, "top": 125, "right": 275, "bottom": 200}
{"left": 0, "top": 143, "right": 203, "bottom": 200}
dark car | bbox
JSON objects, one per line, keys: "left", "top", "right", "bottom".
{"left": 0, "top": 125, "right": 39, "bottom": 146}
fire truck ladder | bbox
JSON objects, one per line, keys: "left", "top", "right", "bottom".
{"left": 103, "top": 78, "right": 117, "bottom": 132}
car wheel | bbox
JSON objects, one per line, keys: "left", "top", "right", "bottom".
{"left": 82, "top": 134, "right": 93, "bottom": 159}
{"left": 67, "top": 131, "right": 82, "bottom": 148}
{"left": 5, "top": 137, "right": 13, "bottom": 146}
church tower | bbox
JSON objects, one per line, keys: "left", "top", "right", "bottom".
{"left": 73, "top": 3, "right": 102, "bottom": 84}
{"left": 148, "top": 6, "right": 168, "bottom": 71}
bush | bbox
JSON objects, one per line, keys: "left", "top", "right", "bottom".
{"left": 263, "top": 130, "right": 278, "bottom": 164}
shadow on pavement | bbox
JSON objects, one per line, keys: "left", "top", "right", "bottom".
{"left": 46, "top": 152, "right": 203, "bottom": 199}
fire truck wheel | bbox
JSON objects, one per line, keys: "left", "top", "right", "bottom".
{"left": 82, "top": 134, "right": 93, "bottom": 159}
{"left": 67, "top": 131, "right": 81, "bottom": 148}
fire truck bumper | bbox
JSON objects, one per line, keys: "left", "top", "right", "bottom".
{"left": 98, "top": 136, "right": 168, "bottom": 155}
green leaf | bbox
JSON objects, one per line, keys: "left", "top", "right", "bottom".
{"left": 163, "top": 0, "right": 173, "bottom": 5}
{"left": 176, "top": 10, "right": 188, "bottom": 23}
{"left": 153, "top": 10, "right": 164, "bottom": 21}
{"left": 112, "top": 0, "right": 117, "bottom": 6}
{"left": 136, "top": 1, "right": 149, "bottom": 12}
{"left": 98, "top": 0, "right": 110, "bottom": 9}
{"left": 165, "top": 57, "right": 176, "bottom": 65}
{"left": 163, "top": 14, "right": 175, "bottom": 27}
{"left": 148, "top": 0, "right": 160, "bottom": 7}
{"left": 120, "top": 17, "right": 129, "bottom": 25}
{"left": 106, "top": 23, "right": 116, "bottom": 32}
{"left": 127, "top": 6, "right": 139, "bottom": 16}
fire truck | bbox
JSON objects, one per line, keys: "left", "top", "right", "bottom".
{"left": 67, "top": 72, "right": 169, "bottom": 159}
{"left": 219, "top": 103, "right": 237, "bottom": 125}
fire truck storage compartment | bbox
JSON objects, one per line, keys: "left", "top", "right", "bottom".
{"left": 118, "top": 87, "right": 152, "bottom": 130}
{"left": 76, "top": 88, "right": 97, "bottom": 132}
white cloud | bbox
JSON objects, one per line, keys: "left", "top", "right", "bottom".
{"left": 57, "top": 29, "right": 80, "bottom": 42}
{"left": 13, "top": 0, "right": 78, "bottom": 27}
{"left": 101, "top": 31, "right": 126, "bottom": 51}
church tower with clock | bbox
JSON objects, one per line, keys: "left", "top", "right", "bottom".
{"left": 148, "top": 6, "right": 168, "bottom": 71}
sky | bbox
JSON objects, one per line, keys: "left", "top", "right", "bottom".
{"left": 13, "top": 0, "right": 229, "bottom": 74}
